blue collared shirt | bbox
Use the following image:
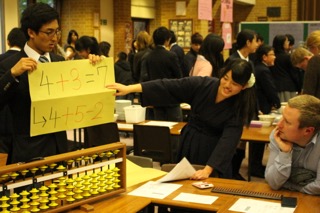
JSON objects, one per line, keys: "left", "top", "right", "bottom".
{"left": 265, "top": 129, "right": 320, "bottom": 195}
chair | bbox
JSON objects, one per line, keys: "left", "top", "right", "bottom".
{"left": 133, "top": 124, "right": 172, "bottom": 165}
{"left": 86, "top": 122, "right": 120, "bottom": 147}
{"left": 126, "top": 155, "right": 153, "bottom": 168}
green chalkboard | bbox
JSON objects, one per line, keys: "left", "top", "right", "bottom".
{"left": 239, "top": 21, "right": 320, "bottom": 48}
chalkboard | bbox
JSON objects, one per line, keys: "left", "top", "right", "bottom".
{"left": 239, "top": 21, "right": 320, "bottom": 48}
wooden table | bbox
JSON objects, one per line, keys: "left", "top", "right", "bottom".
{"left": 118, "top": 121, "right": 275, "bottom": 181}
{"left": 117, "top": 120, "right": 187, "bottom": 135}
{"left": 67, "top": 177, "right": 319, "bottom": 213}
{"left": 242, "top": 126, "right": 275, "bottom": 181}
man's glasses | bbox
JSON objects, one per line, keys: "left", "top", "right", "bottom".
{"left": 39, "top": 29, "right": 62, "bottom": 38}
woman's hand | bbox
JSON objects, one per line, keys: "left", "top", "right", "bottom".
{"left": 106, "top": 83, "right": 142, "bottom": 96}
{"left": 274, "top": 127, "right": 293, "bottom": 153}
{"left": 190, "top": 165, "right": 213, "bottom": 180}
{"left": 106, "top": 83, "right": 130, "bottom": 96}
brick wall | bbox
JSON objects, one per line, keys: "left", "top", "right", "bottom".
{"left": 60, "top": 0, "right": 100, "bottom": 47}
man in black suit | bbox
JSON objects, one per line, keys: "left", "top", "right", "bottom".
{"left": 169, "top": 30, "right": 186, "bottom": 77}
{"left": 0, "top": 3, "right": 101, "bottom": 164}
{"left": 141, "top": 26, "right": 183, "bottom": 121}
{"left": 0, "top": 27, "right": 26, "bottom": 164}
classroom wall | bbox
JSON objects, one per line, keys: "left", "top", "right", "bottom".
{"left": 3, "top": 0, "right": 19, "bottom": 51}
{"left": 1, "top": 0, "right": 299, "bottom": 57}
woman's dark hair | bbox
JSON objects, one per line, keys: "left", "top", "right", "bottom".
{"left": 236, "top": 29, "right": 257, "bottom": 50}
{"left": 198, "top": 33, "right": 225, "bottom": 77}
{"left": 286, "top": 34, "right": 295, "bottom": 46}
{"left": 99, "top": 41, "right": 111, "bottom": 57}
{"left": 67, "top": 29, "right": 79, "bottom": 44}
{"left": 75, "top": 36, "right": 100, "bottom": 55}
{"left": 255, "top": 44, "right": 273, "bottom": 64}
{"left": 272, "top": 35, "right": 287, "bottom": 54}
{"left": 20, "top": 3, "right": 59, "bottom": 40}
{"left": 220, "top": 58, "right": 257, "bottom": 126}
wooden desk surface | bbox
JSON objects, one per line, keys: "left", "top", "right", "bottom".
{"left": 241, "top": 125, "right": 275, "bottom": 142}
{"left": 118, "top": 120, "right": 275, "bottom": 141}
{"left": 117, "top": 120, "right": 187, "bottom": 135}
{"left": 67, "top": 177, "right": 319, "bottom": 213}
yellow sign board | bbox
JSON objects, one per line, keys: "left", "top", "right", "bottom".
{"left": 28, "top": 58, "right": 115, "bottom": 136}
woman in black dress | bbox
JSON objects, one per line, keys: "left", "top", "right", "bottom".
{"left": 107, "top": 59, "right": 257, "bottom": 179}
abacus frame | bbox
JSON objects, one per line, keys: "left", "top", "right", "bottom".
{"left": 0, "top": 142, "right": 126, "bottom": 213}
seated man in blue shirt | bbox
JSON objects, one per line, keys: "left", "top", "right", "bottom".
{"left": 265, "top": 94, "right": 320, "bottom": 195}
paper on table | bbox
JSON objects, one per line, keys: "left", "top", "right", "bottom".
{"left": 156, "top": 157, "right": 196, "bottom": 183}
{"left": 143, "top": 121, "right": 178, "bottom": 128}
{"left": 229, "top": 198, "right": 295, "bottom": 213}
{"left": 173, "top": 192, "right": 218, "bottom": 205}
{"left": 128, "top": 181, "right": 182, "bottom": 199}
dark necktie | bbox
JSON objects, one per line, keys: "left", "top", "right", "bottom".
{"left": 39, "top": 55, "right": 49, "bottom": 63}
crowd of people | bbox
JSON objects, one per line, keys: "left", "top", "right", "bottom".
{"left": 0, "top": 2, "right": 319, "bottom": 196}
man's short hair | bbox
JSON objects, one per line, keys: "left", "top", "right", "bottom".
{"left": 288, "top": 95, "right": 320, "bottom": 130}
{"left": 290, "top": 47, "right": 313, "bottom": 66}
{"left": 236, "top": 29, "right": 257, "bottom": 50}
{"left": 7, "top": 28, "right": 26, "bottom": 49}
{"left": 152, "top": 26, "right": 171, "bottom": 46}
{"left": 20, "top": 3, "right": 59, "bottom": 40}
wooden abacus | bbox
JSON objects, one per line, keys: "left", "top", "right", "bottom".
{"left": 0, "top": 142, "right": 126, "bottom": 213}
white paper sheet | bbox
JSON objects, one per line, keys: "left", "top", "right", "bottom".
{"left": 143, "top": 121, "right": 178, "bottom": 128}
{"left": 229, "top": 198, "right": 296, "bottom": 213}
{"left": 128, "top": 181, "right": 182, "bottom": 199}
{"left": 173, "top": 192, "right": 218, "bottom": 205}
{"left": 117, "top": 123, "right": 133, "bottom": 130}
{"left": 156, "top": 157, "right": 196, "bottom": 183}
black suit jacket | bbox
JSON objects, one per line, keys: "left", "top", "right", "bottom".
{"left": 0, "top": 50, "right": 68, "bottom": 163}
{"left": 0, "top": 50, "right": 19, "bottom": 135}
{"left": 255, "top": 62, "right": 280, "bottom": 114}
{"left": 143, "top": 46, "right": 182, "bottom": 81}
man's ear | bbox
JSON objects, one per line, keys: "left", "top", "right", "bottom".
{"left": 305, "top": 126, "right": 315, "bottom": 135}
{"left": 28, "top": 28, "right": 35, "bottom": 39}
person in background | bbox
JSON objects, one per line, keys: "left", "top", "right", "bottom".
{"left": 225, "top": 29, "right": 259, "bottom": 181}
{"left": 0, "top": 27, "right": 26, "bottom": 164}
{"left": 141, "top": 26, "right": 183, "bottom": 122}
{"left": 290, "top": 47, "right": 313, "bottom": 91}
{"left": 0, "top": 28, "right": 26, "bottom": 61}
{"left": 184, "top": 32, "right": 203, "bottom": 77}
{"left": 169, "top": 30, "right": 185, "bottom": 77}
{"left": 114, "top": 51, "right": 134, "bottom": 93}
{"left": 64, "top": 29, "right": 79, "bottom": 49}
{"left": 107, "top": 58, "right": 257, "bottom": 179}
{"left": 99, "top": 41, "right": 111, "bottom": 57}
{"left": 286, "top": 34, "right": 295, "bottom": 54}
{"left": 251, "top": 44, "right": 280, "bottom": 178}
{"left": 64, "top": 45, "right": 81, "bottom": 60}
{"left": 270, "top": 34, "right": 300, "bottom": 102}
{"left": 249, "top": 33, "right": 264, "bottom": 62}
{"left": 303, "top": 30, "right": 320, "bottom": 98}
{"left": 265, "top": 94, "right": 320, "bottom": 195}
{"left": 189, "top": 33, "right": 224, "bottom": 78}
{"left": 127, "top": 39, "right": 137, "bottom": 71}
{"left": 0, "top": 3, "right": 101, "bottom": 164}
{"left": 133, "top": 31, "right": 152, "bottom": 83}
{"left": 75, "top": 36, "right": 100, "bottom": 58}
